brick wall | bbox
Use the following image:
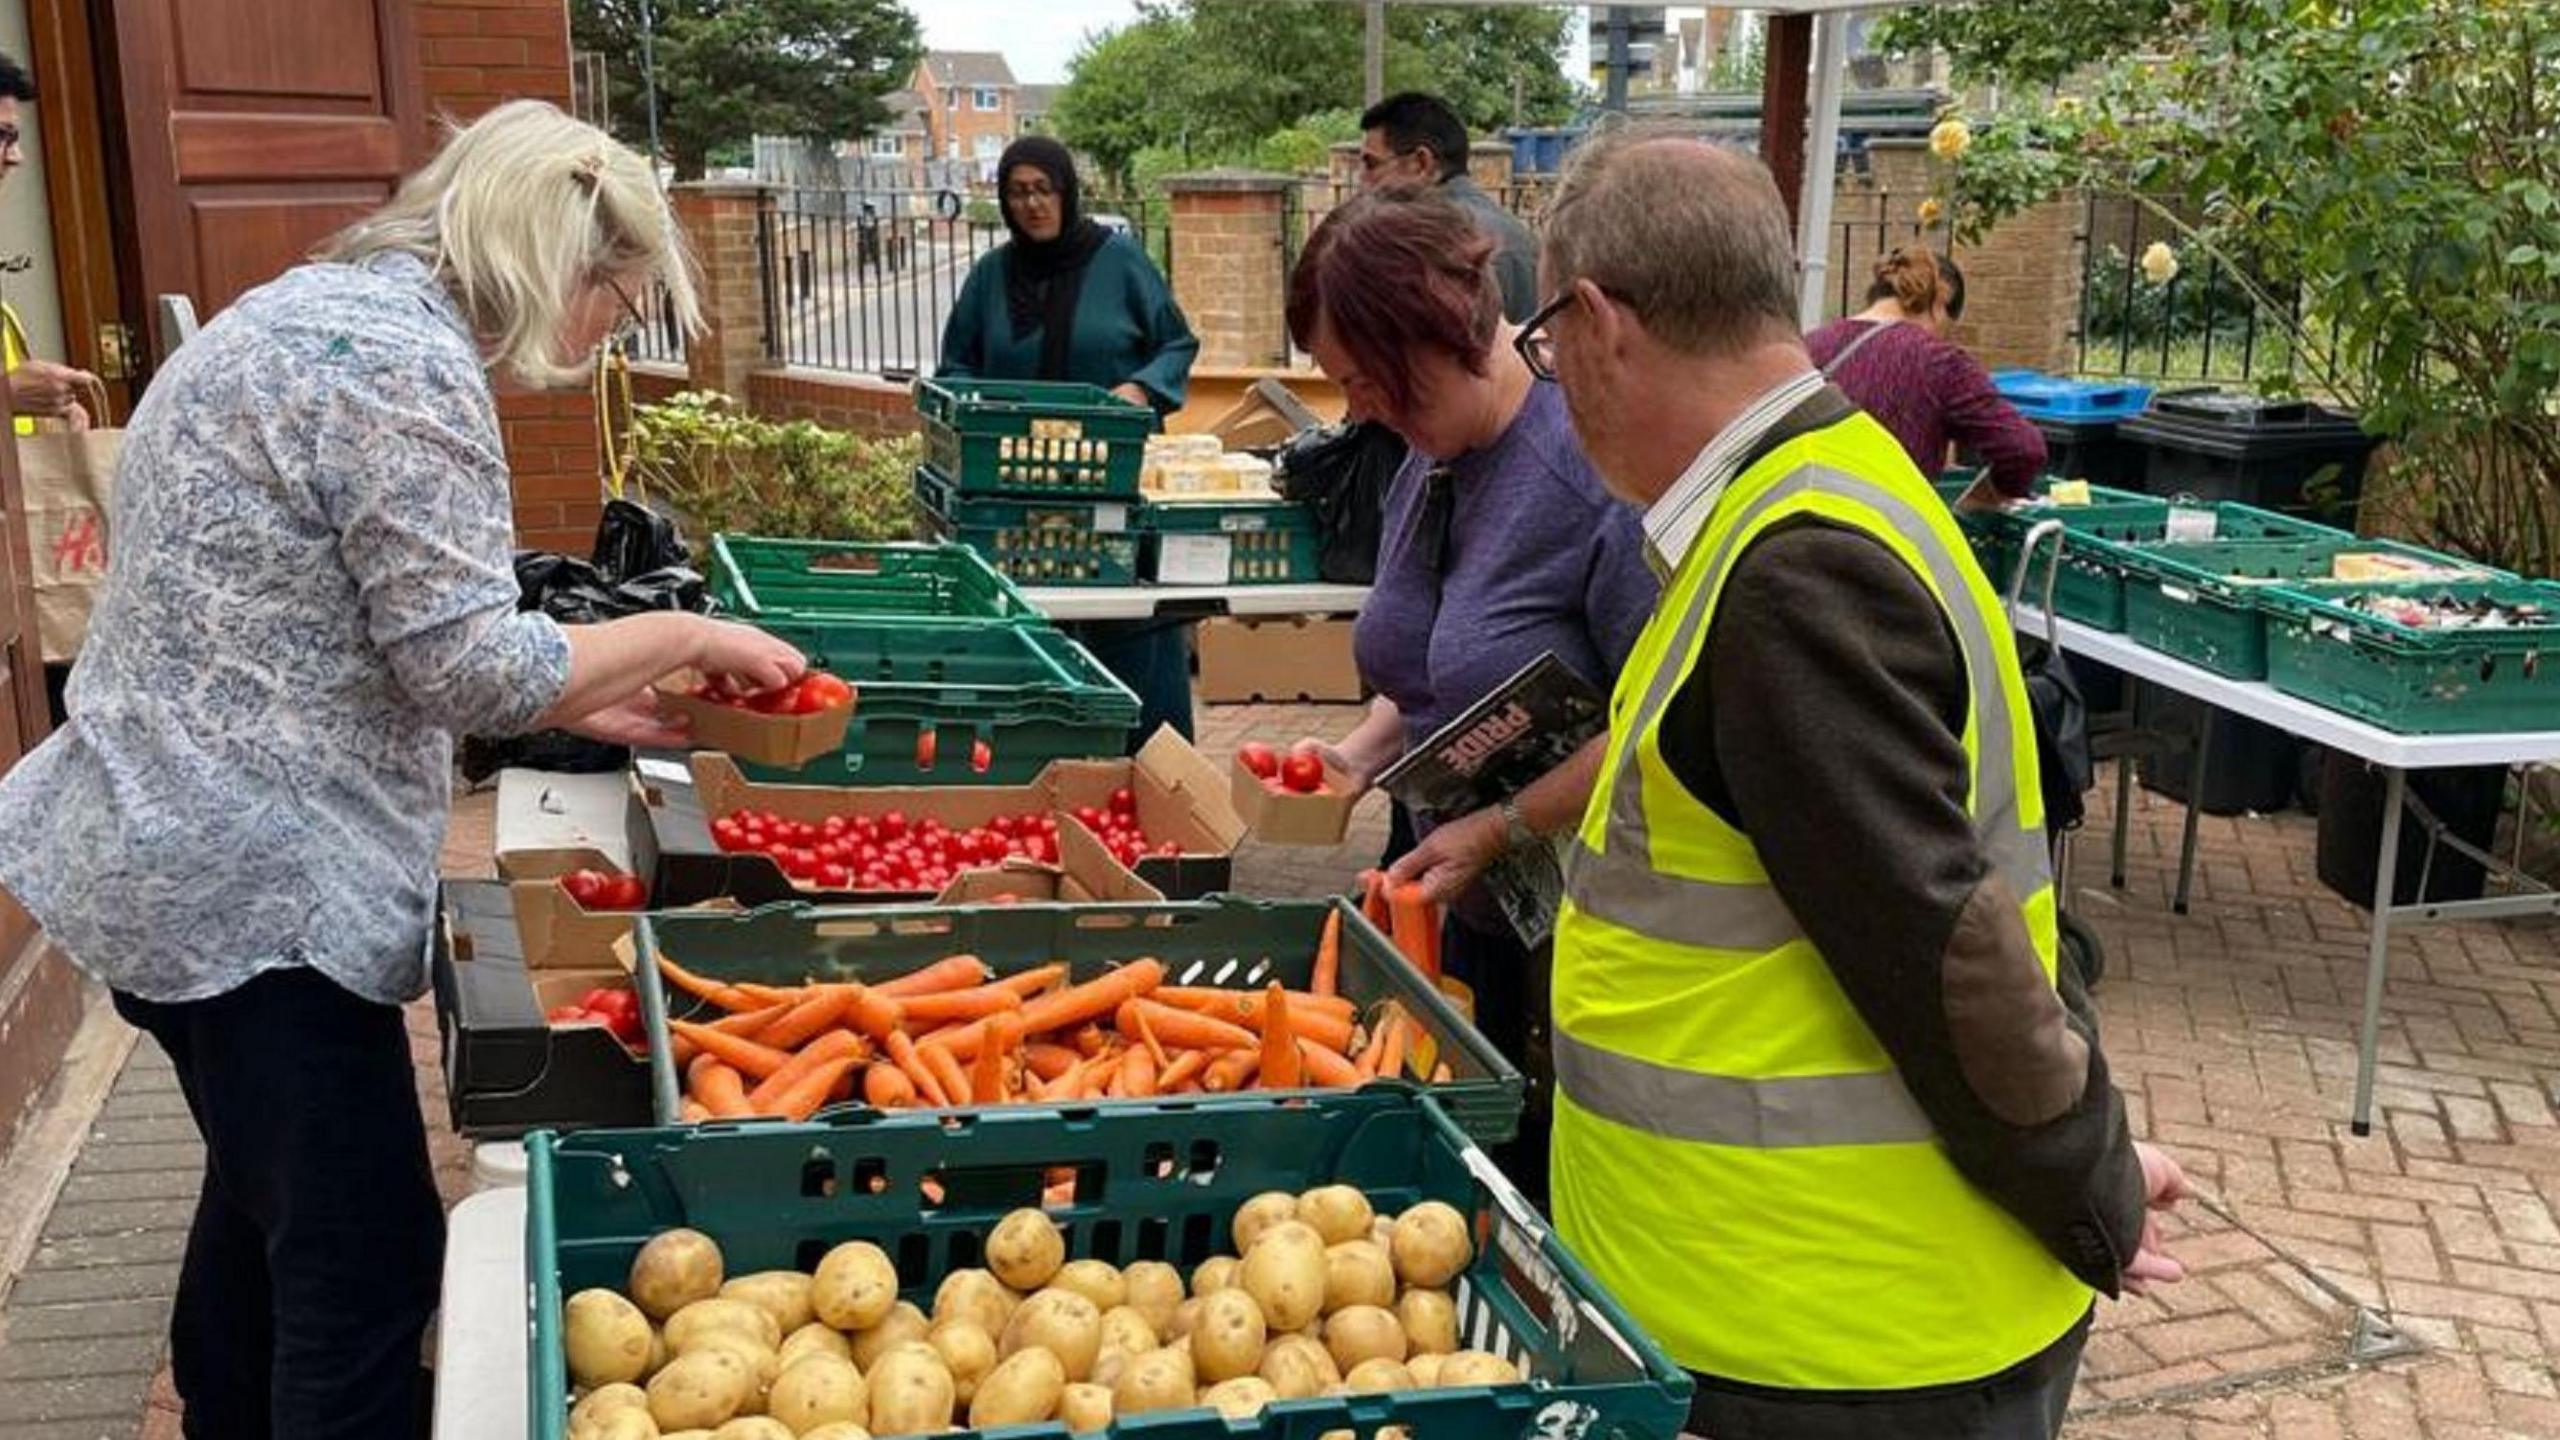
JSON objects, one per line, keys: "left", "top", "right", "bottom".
{"left": 414, "top": 0, "right": 603, "bottom": 554}
{"left": 748, "top": 368, "right": 924, "bottom": 439}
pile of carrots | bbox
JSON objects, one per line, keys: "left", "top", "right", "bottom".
{"left": 662, "top": 911, "right": 1444, "bottom": 1123}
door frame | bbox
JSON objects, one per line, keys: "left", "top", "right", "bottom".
{"left": 26, "top": 0, "right": 141, "bottom": 410}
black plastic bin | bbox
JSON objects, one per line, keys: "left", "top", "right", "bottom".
{"left": 2135, "top": 687, "right": 2303, "bottom": 817}
{"left": 2315, "top": 753, "right": 2506, "bottom": 907}
{"left": 2031, "top": 415, "right": 2151, "bottom": 491}
{"left": 2119, "top": 393, "right": 2382, "bottom": 525}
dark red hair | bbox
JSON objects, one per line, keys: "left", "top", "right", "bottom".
{"left": 1286, "top": 187, "right": 1501, "bottom": 418}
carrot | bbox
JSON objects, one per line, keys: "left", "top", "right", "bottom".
{"left": 1114, "top": 998, "right": 1257, "bottom": 1053}
{"left": 734, "top": 982, "right": 807, "bottom": 1007}
{"left": 864, "top": 1061, "right": 918, "bottom": 1109}
{"left": 774, "top": 1056, "right": 860, "bottom": 1122}
{"left": 924, "top": 1042, "right": 974, "bottom": 1107}
{"left": 1157, "top": 1049, "right": 1210, "bottom": 1092}
{"left": 1312, "top": 908, "right": 1343, "bottom": 998}
{"left": 1358, "top": 870, "right": 1393, "bottom": 929}
{"left": 876, "top": 955, "right": 990, "bottom": 998}
{"left": 1072, "top": 1057, "right": 1113, "bottom": 1100}
{"left": 708, "top": 1002, "right": 793, "bottom": 1038}
{"left": 1378, "top": 1007, "right": 1411, "bottom": 1081}
{"left": 1071, "top": 1023, "right": 1112, "bottom": 1058}
{"left": 1024, "top": 1042, "right": 1082, "bottom": 1082}
{"left": 993, "top": 964, "right": 1069, "bottom": 999}
{"left": 1120, "top": 1046, "right": 1160, "bottom": 1097}
{"left": 1389, "top": 885, "right": 1441, "bottom": 978}
{"left": 678, "top": 1098, "right": 711, "bottom": 1122}
{"left": 748, "top": 1030, "right": 865, "bottom": 1111}
{"left": 1203, "top": 1050, "right": 1260, "bottom": 1092}
{"left": 1018, "top": 959, "right": 1166, "bottom": 1035}
{"left": 688, "top": 1059, "right": 753, "bottom": 1119}
{"left": 1259, "top": 984, "right": 1303, "bottom": 1090}
{"left": 1298, "top": 1039, "right": 1363, "bottom": 1088}
{"left": 974, "top": 1016, "right": 1024, "bottom": 1105}
{"left": 1132, "top": 1005, "right": 1170, "bottom": 1070}
{"left": 757, "top": 990, "right": 851, "bottom": 1052}
{"left": 809, "top": 983, "right": 903, "bottom": 1041}
{"left": 657, "top": 955, "right": 758, "bottom": 1012}
{"left": 669, "top": 1021, "right": 792, "bottom": 1081}
{"left": 885, "top": 1031, "right": 949, "bottom": 1106}
{"left": 1154, "top": 990, "right": 1355, "bottom": 1052}
{"left": 918, "top": 1017, "right": 1000, "bottom": 1063}
{"left": 896, "top": 985, "right": 1025, "bottom": 1027}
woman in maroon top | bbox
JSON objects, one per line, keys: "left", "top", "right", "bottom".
{"left": 1806, "top": 245, "right": 2047, "bottom": 501}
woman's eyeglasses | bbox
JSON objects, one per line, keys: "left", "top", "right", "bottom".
{"left": 602, "top": 274, "right": 648, "bottom": 349}
{"left": 1002, "top": 183, "right": 1058, "bottom": 205}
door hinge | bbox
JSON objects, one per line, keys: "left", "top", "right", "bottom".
{"left": 94, "top": 321, "right": 136, "bottom": 381}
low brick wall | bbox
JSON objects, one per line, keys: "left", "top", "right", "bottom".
{"left": 748, "top": 368, "right": 924, "bottom": 438}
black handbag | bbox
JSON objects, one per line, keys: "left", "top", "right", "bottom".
{"left": 1273, "top": 420, "right": 1406, "bottom": 585}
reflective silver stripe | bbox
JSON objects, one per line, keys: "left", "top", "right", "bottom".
{"left": 1563, "top": 837, "right": 1806, "bottom": 951}
{"left": 1553, "top": 1029, "right": 1936, "bottom": 1148}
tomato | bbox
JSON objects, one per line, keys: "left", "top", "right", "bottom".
{"left": 879, "top": 811, "right": 907, "bottom": 840}
{"left": 1109, "top": 786, "right": 1137, "bottom": 817}
{"left": 816, "top": 862, "right": 851, "bottom": 890}
{"left": 803, "top": 673, "right": 854, "bottom": 708}
{"left": 1038, "top": 815, "right": 1060, "bottom": 835}
{"left": 559, "top": 869, "right": 610, "bottom": 909}
{"left": 781, "top": 847, "right": 820, "bottom": 879}
{"left": 547, "top": 1004, "right": 591, "bottom": 1025}
{"left": 821, "top": 815, "right": 848, "bottom": 838}
{"left": 1074, "top": 805, "right": 1104, "bottom": 831}
{"left": 711, "top": 818, "right": 744, "bottom": 851}
{"left": 1238, "top": 742, "right": 1281, "bottom": 779}
{"left": 971, "top": 738, "right": 994, "bottom": 773}
{"left": 599, "top": 874, "right": 648, "bottom": 910}
{"left": 914, "top": 729, "right": 939, "bottom": 771}
{"left": 1280, "top": 753, "right": 1326, "bottom": 793}
{"left": 1156, "top": 839, "right": 1181, "bottom": 856}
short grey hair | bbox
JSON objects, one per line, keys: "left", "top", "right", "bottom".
{"left": 1542, "top": 127, "right": 1801, "bottom": 358}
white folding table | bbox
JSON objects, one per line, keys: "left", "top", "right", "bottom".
{"left": 2015, "top": 610, "right": 2560, "bottom": 1134}
{"left": 1020, "top": 582, "right": 1369, "bottom": 622}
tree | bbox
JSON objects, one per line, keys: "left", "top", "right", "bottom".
{"left": 572, "top": 0, "right": 923, "bottom": 180}
{"left": 1049, "top": 11, "right": 1198, "bottom": 190}
{"left": 1870, "top": 1, "right": 2179, "bottom": 87}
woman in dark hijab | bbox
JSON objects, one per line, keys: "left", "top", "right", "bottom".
{"left": 935, "top": 136, "right": 1204, "bottom": 745}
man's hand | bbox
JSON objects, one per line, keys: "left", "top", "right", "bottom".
{"left": 1110, "top": 382, "right": 1151, "bottom": 408}
{"left": 562, "top": 689, "right": 692, "bottom": 749}
{"left": 2124, "top": 1141, "right": 2192, "bottom": 1295}
{"left": 11, "top": 360, "right": 99, "bottom": 422}
{"left": 1385, "top": 807, "right": 1508, "bottom": 907}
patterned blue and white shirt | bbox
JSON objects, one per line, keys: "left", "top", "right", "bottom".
{"left": 0, "top": 252, "right": 572, "bottom": 1005}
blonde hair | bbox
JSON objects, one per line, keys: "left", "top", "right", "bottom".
{"left": 320, "top": 100, "right": 700, "bottom": 388}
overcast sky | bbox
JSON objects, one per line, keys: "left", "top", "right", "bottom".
{"left": 902, "top": 1, "right": 1599, "bottom": 86}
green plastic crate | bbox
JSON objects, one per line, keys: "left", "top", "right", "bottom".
{"left": 1142, "top": 498, "right": 1324, "bottom": 585}
{"left": 918, "top": 466, "right": 1144, "bottom": 587}
{"left": 2010, "top": 502, "right": 2344, "bottom": 632}
{"left": 1951, "top": 479, "right": 2168, "bottom": 594}
{"left": 919, "top": 377, "right": 1158, "bottom": 499}
{"left": 737, "top": 616, "right": 1138, "bottom": 786}
{"left": 525, "top": 1090, "right": 1692, "bottom": 1440}
{"left": 2263, "top": 577, "right": 2560, "bottom": 734}
{"left": 634, "top": 895, "right": 1526, "bottom": 1143}
{"left": 2118, "top": 536, "right": 2494, "bottom": 680}
{"left": 709, "top": 535, "right": 1040, "bottom": 623}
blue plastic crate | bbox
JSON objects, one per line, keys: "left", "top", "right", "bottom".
{"left": 1992, "top": 370, "right": 2157, "bottom": 421}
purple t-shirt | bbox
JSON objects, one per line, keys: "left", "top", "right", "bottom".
{"left": 1354, "top": 380, "right": 1659, "bottom": 820}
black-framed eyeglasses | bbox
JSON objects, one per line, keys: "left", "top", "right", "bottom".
{"left": 1002, "top": 182, "right": 1057, "bottom": 204}
{"left": 1513, "top": 284, "right": 1629, "bottom": 383}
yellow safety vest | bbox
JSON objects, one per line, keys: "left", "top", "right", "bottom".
{"left": 1549, "top": 402, "right": 2090, "bottom": 1391}
{"left": 4, "top": 304, "right": 30, "bottom": 436}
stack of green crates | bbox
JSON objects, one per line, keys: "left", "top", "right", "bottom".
{"left": 2114, "top": 535, "right": 2496, "bottom": 680}
{"left": 1140, "top": 495, "right": 1325, "bottom": 585}
{"left": 1991, "top": 498, "right": 2340, "bottom": 632}
{"left": 2261, "top": 576, "right": 2560, "bottom": 734}
{"left": 911, "top": 378, "right": 1158, "bottom": 586}
{"left": 708, "top": 536, "right": 1039, "bottom": 624}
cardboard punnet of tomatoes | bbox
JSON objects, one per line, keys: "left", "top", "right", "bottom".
{"left": 547, "top": 984, "right": 644, "bottom": 1047}
{"left": 688, "top": 670, "right": 854, "bottom": 715}
{"left": 710, "top": 784, "right": 1177, "bottom": 895}
{"left": 556, "top": 868, "right": 648, "bottom": 912}
{"left": 1230, "top": 741, "right": 1359, "bottom": 845}
{"left": 658, "top": 668, "right": 857, "bottom": 769}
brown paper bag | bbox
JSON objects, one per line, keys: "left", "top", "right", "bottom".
{"left": 22, "top": 379, "right": 120, "bottom": 663}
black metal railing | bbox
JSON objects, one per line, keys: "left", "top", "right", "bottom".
{"left": 2073, "top": 192, "right": 2296, "bottom": 383}
{"left": 1817, "top": 189, "right": 1942, "bottom": 324}
{"left": 629, "top": 279, "right": 688, "bottom": 368}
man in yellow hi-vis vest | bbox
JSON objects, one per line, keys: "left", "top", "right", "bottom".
{"left": 1511, "top": 130, "right": 2192, "bottom": 1439}
{"left": 0, "top": 51, "right": 97, "bottom": 436}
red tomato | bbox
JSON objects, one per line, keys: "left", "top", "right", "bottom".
{"left": 821, "top": 815, "right": 849, "bottom": 838}
{"left": 971, "top": 739, "right": 994, "bottom": 773}
{"left": 816, "top": 862, "right": 851, "bottom": 889}
{"left": 1038, "top": 816, "right": 1060, "bottom": 836}
{"left": 1074, "top": 805, "right": 1104, "bottom": 831}
{"left": 547, "top": 1004, "right": 590, "bottom": 1025}
{"left": 915, "top": 729, "right": 939, "bottom": 771}
{"left": 1109, "top": 786, "right": 1137, "bottom": 817}
{"left": 989, "top": 814, "right": 1017, "bottom": 838}
{"left": 782, "top": 847, "right": 820, "bottom": 879}
{"left": 599, "top": 874, "right": 647, "bottom": 910}
{"left": 1280, "top": 753, "right": 1326, "bottom": 793}
{"left": 1238, "top": 742, "right": 1281, "bottom": 779}
{"left": 559, "top": 870, "right": 610, "bottom": 908}
{"left": 711, "top": 818, "right": 744, "bottom": 851}
{"left": 804, "top": 673, "right": 854, "bottom": 708}
{"left": 879, "top": 811, "right": 908, "bottom": 840}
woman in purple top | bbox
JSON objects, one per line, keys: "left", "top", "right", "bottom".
{"left": 1285, "top": 188, "right": 1658, "bottom": 1208}
{"left": 1806, "top": 244, "right": 2047, "bottom": 500}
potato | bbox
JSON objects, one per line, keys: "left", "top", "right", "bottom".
{"left": 1324, "top": 1305, "right": 1407, "bottom": 1373}
{"left": 1258, "top": 1334, "right": 1341, "bottom": 1399}
{"left": 1000, "top": 1287, "right": 1104, "bottom": 1380}
{"left": 849, "top": 1301, "right": 930, "bottom": 1372}
{"left": 970, "top": 1345, "right": 1067, "bottom": 1427}
{"left": 1097, "top": 1304, "right": 1158, "bottom": 1359}
{"left": 1232, "top": 1191, "right": 1299, "bottom": 1252}
{"left": 1111, "top": 1346, "right": 1196, "bottom": 1415}
{"left": 1396, "top": 1288, "right": 1459, "bottom": 1356}
{"left": 1202, "top": 1376, "right": 1279, "bottom": 1418}
{"left": 765, "top": 1352, "right": 867, "bottom": 1433}
{"left": 1438, "top": 1349, "right": 1522, "bottom": 1386}
{"left": 811, "top": 1242, "right": 900, "bottom": 1333}
{"left": 1343, "top": 1357, "right": 1417, "bottom": 1394}
{"left": 709, "top": 1420, "right": 792, "bottom": 1440}
{"left": 1322, "top": 1240, "right": 1397, "bottom": 1315}
{"left": 863, "top": 1345, "right": 956, "bottom": 1437}
{"left": 665, "top": 1298, "right": 781, "bottom": 1356}
{"left": 647, "top": 1349, "right": 756, "bottom": 1431}
{"left": 579, "top": 1412, "right": 659, "bottom": 1440}
{"left": 1059, "top": 1380, "right": 1114, "bottom": 1432}
{"left": 570, "top": 1382, "right": 651, "bottom": 1431}
{"left": 1297, "top": 1185, "right": 1375, "bottom": 1246}
{"left": 933, "top": 1269, "right": 1020, "bottom": 1339}
{"left": 1121, "top": 1260, "right": 1184, "bottom": 1335}
{"left": 986, "top": 1208, "right": 1067, "bottom": 1291}
{"left": 1190, "top": 1288, "right": 1269, "bottom": 1383}
{"left": 1091, "top": 1346, "right": 1132, "bottom": 1391}
{"left": 1190, "top": 1256, "right": 1240, "bottom": 1295}
{"left": 800, "top": 1427, "right": 875, "bottom": 1440}
{"left": 1240, "top": 1233, "right": 1326, "bottom": 1332}
{"left": 1405, "top": 1352, "right": 1446, "bottom": 1388}
{"left": 719, "top": 1272, "right": 816, "bottom": 1338}
{"left": 927, "top": 1320, "right": 996, "bottom": 1405}
{"left": 649, "top": 1329, "right": 671, "bottom": 1379}
{"left": 778, "top": 1322, "right": 855, "bottom": 1373}
{"left": 631, "top": 1230, "right": 727, "bottom": 1321}
{"left": 1166, "top": 1297, "right": 1204, "bottom": 1339}
{"left": 681, "top": 1329, "right": 780, "bottom": 1398}
{"left": 1390, "top": 1203, "right": 1471, "bottom": 1289}
{"left": 567, "top": 1289, "right": 656, "bottom": 1388}
{"left": 1051, "top": 1258, "right": 1128, "bottom": 1314}
{"left": 1258, "top": 1220, "right": 1327, "bottom": 1257}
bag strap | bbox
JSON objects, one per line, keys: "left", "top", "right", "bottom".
{"left": 594, "top": 346, "right": 639, "bottom": 503}
{"left": 1819, "top": 320, "right": 1895, "bottom": 379}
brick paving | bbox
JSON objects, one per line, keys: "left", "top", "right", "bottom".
{"left": 0, "top": 698, "right": 2554, "bottom": 1437}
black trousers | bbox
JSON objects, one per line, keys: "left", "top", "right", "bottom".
{"left": 113, "top": 968, "right": 445, "bottom": 1440}
{"left": 1441, "top": 912, "right": 1553, "bottom": 1215}
{"left": 1687, "top": 1309, "right": 2091, "bottom": 1440}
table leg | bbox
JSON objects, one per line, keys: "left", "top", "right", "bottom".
{"left": 2173, "top": 715, "right": 2214, "bottom": 915}
{"left": 2351, "top": 767, "right": 2408, "bottom": 1137}
{"left": 2112, "top": 755, "right": 2133, "bottom": 891}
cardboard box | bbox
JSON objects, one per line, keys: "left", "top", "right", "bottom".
{"left": 657, "top": 670, "right": 853, "bottom": 769}
{"left": 493, "top": 768, "right": 645, "bottom": 974}
{"left": 631, "top": 727, "right": 1243, "bottom": 905}
{"left": 1197, "top": 616, "right": 1364, "bottom": 704}
{"left": 1231, "top": 753, "right": 1360, "bottom": 845}
{"left": 430, "top": 879, "right": 655, "bottom": 1138}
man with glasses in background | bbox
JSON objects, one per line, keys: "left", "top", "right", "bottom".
{"left": 1357, "top": 91, "right": 1538, "bottom": 322}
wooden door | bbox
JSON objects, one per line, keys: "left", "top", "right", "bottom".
{"left": 0, "top": 348, "right": 71, "bottom": 1160}
{"left": 108, "top": 0, "right": 424, "bottom": 358}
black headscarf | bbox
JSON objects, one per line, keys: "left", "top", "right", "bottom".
{"left": 997, "top": 135, "right": 1109, "bottom": 381}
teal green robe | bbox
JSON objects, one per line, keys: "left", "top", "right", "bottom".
{"left": 937, "top": 233, "right": 1200, "bottom": 411}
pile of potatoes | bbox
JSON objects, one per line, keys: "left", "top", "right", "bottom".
{"left": 559, "top": 1184, "right": 1514, "bottom": 1438}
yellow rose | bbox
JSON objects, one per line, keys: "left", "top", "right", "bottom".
{"left": 1917, "top": 197, "right": 1946, "bottom": 227}
{"left": 1929, "top": 117, "right": 1973, "bottom": 161}
{"left": 2054, "top": 96, "right": 2084, "bottom": 118}
{"left": 2140, "top": 241, "right": 2181, "bottom": 286}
